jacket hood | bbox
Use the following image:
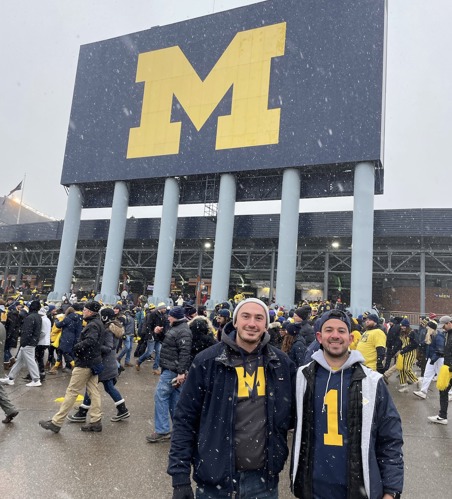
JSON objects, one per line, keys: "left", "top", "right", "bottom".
{"left": 222, "top": 328, "right": 271, "bottom": 353}
{"left": 311, "top": 348, "right": 365, "bottom": 372}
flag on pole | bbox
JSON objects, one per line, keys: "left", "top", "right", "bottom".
{"left": 6, "top": 181, "right": 22, "bottom": 197}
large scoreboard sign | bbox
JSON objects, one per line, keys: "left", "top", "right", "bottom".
{"left": 61, "top": 0, "right": 386, "bottom": 185}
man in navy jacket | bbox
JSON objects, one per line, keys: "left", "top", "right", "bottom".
{"left": 168, "top": 298, "right": 295, "bottom": 499}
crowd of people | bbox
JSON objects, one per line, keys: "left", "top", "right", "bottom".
{"left": 1, "top": 292, "right": 452, "bottom": 498}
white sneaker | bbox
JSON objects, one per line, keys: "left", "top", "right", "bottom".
{"left": 398, "top": 384, "right": 409, "bottom": 393}
{"left": 413, "top": 390, "right": 427, "bottom": 399}
{"left": 428, "top": 415, "right": 448, "bottom": 425}
{"left": 26, "top": 380, "right": 42, "bottom": 387}
{"left": 0, "top": 377, "right": 14, "bottom": 385}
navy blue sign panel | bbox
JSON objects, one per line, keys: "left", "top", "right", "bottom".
{"left": 61, "top": 0, "right": 386, "bottom": 186}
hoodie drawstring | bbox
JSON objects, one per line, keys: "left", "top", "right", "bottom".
{"left": 322, "top": 369, "right": 344, "bottom": 421}
{"left": 322, "top": 370, "right": 332, "bottom": 413}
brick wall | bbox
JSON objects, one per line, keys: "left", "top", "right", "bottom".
{"left": 382, "top": 286, "right": 452, "bottom": 315}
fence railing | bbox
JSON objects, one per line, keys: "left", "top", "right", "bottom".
{"left": 383, "top": 311, "right": 450, "bottom": 325}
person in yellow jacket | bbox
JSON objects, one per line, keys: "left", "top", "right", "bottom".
{"left": 349, "top": 322, "right": 362, "bottom": 350}
{"left": 356, "top": 314, "right": 386, "bottom": 373}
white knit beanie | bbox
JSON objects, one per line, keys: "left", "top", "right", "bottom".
{"left": 232, "top": 298, "right": 270, "bottom": 327}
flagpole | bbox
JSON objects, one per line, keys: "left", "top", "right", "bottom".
{"left": 16, "top": 173, "right": 26, "bottom": 224}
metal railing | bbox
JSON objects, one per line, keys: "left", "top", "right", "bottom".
{"left": 384, "top": 311, "right": 450, "bottom": 325}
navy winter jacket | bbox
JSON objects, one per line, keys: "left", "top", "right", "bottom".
{"left": 55, "top": 312, "right": 82, "bottom": 354}
{"left": 168, "top": 333, "right": 296, "bottom": 492}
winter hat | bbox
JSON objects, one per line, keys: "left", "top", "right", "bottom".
{"left": 232, "top": 298, "right": 270, "bottom": 327}
{"left": 439, "top": 315, "right": 452, "bottom": 326}
{"left": 101, "top": 308, "right": 116, "bottom": 322}
{"left": 401, "top": 318, "right": 410, "bottom": 327}
{"left": 184, "top": 305, "right": 197, "bottom": 318}
{"left": 317, "top": 310, "right": 351, "bottom": 333}
{"left": 157, "top": 302, "right": 167, "bottom": 311}
{"left": 189, "top": 316, "right": 210, "bottom": 335}
{"left": 429, "top": 313, "right": 437, "bottom": 320}
{"left": 366, "top": 313, "right": 380, "bottom": 324}
{"left": 84, "top": 301, "right": 101, "bottom": 313}
{"left": 168, "top": 306, "right": 185, "bottom": 320}
{"left": 427, "top": 319, "right": 438, "bottom": 330}
{"left": 218, "top": 308, "right": 231, "bottom": 319}
{"left": 285, "top": 323, "right": 299, "bottom": 336}
{"left": 28, "top": 300, "right": 41, "bottom": 313}
{"left": 47, "top": 304, "right": 56, "bottom": 312}
{"left": 294, "top": 305, "right": 311, "bottom": 321}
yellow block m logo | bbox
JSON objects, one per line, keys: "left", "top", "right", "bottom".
{"left": 127, "top": 22, "right": 286, "bottom": 158}
{"left": 235, "top": 366, "right": 266, "bottom": 398}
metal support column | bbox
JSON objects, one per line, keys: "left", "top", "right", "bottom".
{"left": 420, "top": 250, "right": 426, "bottom": 315}
{"left": 269, "top": 249, "right": 276, "bottom": 303}
{"left": 97, "top": 181, "right": 129, "bottom": 305}
{"left": 16, "top": 253, "right": 23, "bottom": 289}
{"left": 275, "top": 168, "right": 300, "bottom": 309}
{"left": 209, "top": 174, "right": 236, "bottom": 306}
{"left": 48, "top": 185, "right": 83, "bottom": 302}
{"left": 151, "top": 178, "right": 180, "bottom": 305}
{"left": 94, "top": 251, "right": 103, "bottom": 294}
{"left": 324, "top": 250, "right": 330, "bottom": 300}
{"left": 350, "top": 162, "right": 375, "bottom": 316}
{"left": 2, "top": 252, "right": 11, "bottom": 291}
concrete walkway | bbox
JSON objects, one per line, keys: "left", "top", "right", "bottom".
{"left": 0, "top": 360, "right": 451, "bottom": 498}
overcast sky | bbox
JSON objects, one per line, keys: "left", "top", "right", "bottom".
{"left": 1, "top": 0, "right": 451, "bottom": 220}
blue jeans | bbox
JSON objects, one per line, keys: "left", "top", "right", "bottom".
{"left": 138, "top": 340, "right": 155, "bottom": 365}
{"left": 196, "top": 470, "right": 278, "bottom": 498}
{"left": 154, "top": 369, "right": 181, "bottom": 434}
{"left": 153, "top": 341, "right": 162, "bottom": 370}
{"left": 84, "top": 378, "right": 122, "bottom": 405}
{"left": 117, "top": 336, "right": 133, "bottom": 364}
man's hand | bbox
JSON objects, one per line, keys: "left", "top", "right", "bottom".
{"left": 176, "top": 373, "right": 186, "bottom": 386}
{"left": 172, "top": 484, "right": 194, "bottom": 499}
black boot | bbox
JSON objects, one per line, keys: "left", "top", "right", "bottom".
{"left": 67, "top": 405, "right": 89, "bottom": 423}
{"left": 110, "top": 400, "right": 130, "bottom": 422}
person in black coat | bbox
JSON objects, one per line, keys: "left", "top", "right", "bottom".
{"left": 39, "top": 301, "right": 104, "bottom": 433}
{"left": 3, "top": 304, "right": 22, "bottom": 367}
{"left": 68, "top": 308, "right": 130, "bottom": 423}
{"left": 384, "top": 317, "right": 402, "bottom": 372}
{"left": 188, "top": 316, "right": 217, "bottom": 364}
{"left": 0, "top": 300, "right": 42, "bottom": 387}
{"left": 284, "top": 322, "right": 307, "bottom": 368}
{"left": 293, "top": 306, "right": 316, "bottom": 346}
